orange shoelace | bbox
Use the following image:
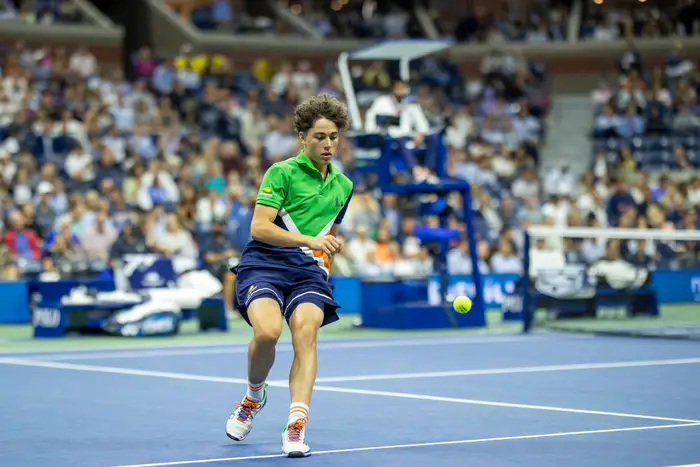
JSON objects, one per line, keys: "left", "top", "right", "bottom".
{"left": 286, "top": 418, "right": 308, "bottom": 443}
{"left": 235, "top": 399, "right": 260, "bottom": 422}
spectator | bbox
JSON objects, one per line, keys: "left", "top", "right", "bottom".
{"left": 542, "top": 194, "right": 571, "bottom": 227}
{"left": 0, "top": 226, "right": 20, "bottom": 280}
{"left": 132, "top": 46, "right": 158, "bottom": 80}
{"left": 69, "top": 46, "right": 97, "bottom": 78}
{"left": 109, "top": 222, "right": 153, "bottom": 268}
{"left": 34, "top": 181, "right": 57, "bottom": 238}
{"left": 4, "top": 210, "right": 41, "bottom": 274}
{"left": 154, "top": 212, "right": 199, "bottom": 260}
{"left": 594, "top": 104, "right": 620, "bottom": 138}
{"left": 342, "top": 187, "right": 382, "bottom": 234}
{"left": 490, "top": 239, "right": 523, "bottom": 274}
{"left": 196, "top": 188, "right": 228, "bottom": 231}
{"left": 672, "top": 104, "right": 700, "bottom": 131}
{"left": 0, "top": 36, "right": 554, "bottom": 287}
{"left": 645, "top": 104, "right": 670, "bottom": 135}
{"left": 616, "top": 105, "right": 645, "bottom": 138}
{"left": 79, "top": 211, "right": 118, "bottom": 271}
{"left": 201, "top": 219, "right": 236, "bottom": 310}
{"left": 45, "top": 218, "right": 90, "bottom": 276}
{"left": 511, "top": 168, "right": 540, "bottom": 201}
{"left": 448, "top": 238, "right": 488, "bottom": 275}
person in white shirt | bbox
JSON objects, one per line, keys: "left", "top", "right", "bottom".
{"left": 364, "top": 79, "right": 429, "bottom": 139}
{"left": 345, "top": 225, "right": 376, "bottom": 267}
{"left": 511, "top": 168, "right": 540, "bottom": 200}
{"left": 364, "top": 79, "right": 431, "bottom": 177}
{"left": 64, "top": 141, "right": 95, "bottom": 185}
{"left": 447, "top": 238, "right": 490, "bottom": 275}
{"left": 79, "top": 210, "right": 117, "bottom": 270}
{"left": 541, "top": 195, "right": 571, "bottom": 227}
{"left": 196, "top": 189, "right": 228, "bottom": 230}
{"left": 155, "top": 213, "right": 198, "bottom": 260}
{"left": 68, "top": 46, "right": 97, "bottom": 78}
{"left": 490, "top": 239, "right": 523, "bottom": 274}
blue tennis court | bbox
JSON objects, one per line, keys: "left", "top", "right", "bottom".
{"left": 2, "top": 333, "right": 699, "bottom": 467}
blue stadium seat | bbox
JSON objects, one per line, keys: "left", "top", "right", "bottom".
{"left": 644, "top": 136, "right": 662, "bottom": 150}
{"left": 661, "top": 150, "right": 675, "bottom": 165}
{"left": 606, "top": 138, "right": 621, "bottom": 150}
{"left": 658, "top": 136, "right": 671, "bottom": 148}
{"left": 646, "top": 151, "right": 665, "bottom": 167}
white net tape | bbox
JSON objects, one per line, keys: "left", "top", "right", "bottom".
{"left": 528, "top": 226, "right": 700, "bottom": 241}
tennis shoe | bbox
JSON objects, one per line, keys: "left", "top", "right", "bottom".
{"left": 282, "top": 417, "right": 311, "bottom": 457}
{"left": 226, "top": 384, "right": 267, "bottom": 441}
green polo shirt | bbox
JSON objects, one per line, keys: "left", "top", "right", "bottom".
{"left": 238, "top": 151, "right": 353, "bottom": 275}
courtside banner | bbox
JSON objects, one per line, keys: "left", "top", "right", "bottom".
{"left": 652, "top": 269, "right": 700, "bottom": 303}
{"left": 0, "top": 281, "right": 30, "bottom": 323}
{"left": 428, "top": 274, "right": 520, "bottom": 308}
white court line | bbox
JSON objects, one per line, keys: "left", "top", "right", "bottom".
{"left": 0, "top": 335, "right": 539, "bottom": 360}
{"left": 308, "top": 384, "right": 700, "bottom": 424}
{"left": 280, "top": 357, "right": 700, "bottom": 384}
{"left": 0, "top": 358, "right": 248, "bottom": 385}
{"left": 111, "top": 422, "right": 700, "bottom": 467}
{"left": 1, "top": 358, "right": 697, "bottom": 424}
{"left": 665, "top": 464, "right": 700, "bottom": 467}
{"left": 0, "top": 342, "right": 237, "bottom": 356}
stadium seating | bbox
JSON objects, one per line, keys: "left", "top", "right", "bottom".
{"left": 0, "top": 28, "right": 550, "bottom": 285}
{"left": 593, "top": 133, "right": 700, "bottom": 170}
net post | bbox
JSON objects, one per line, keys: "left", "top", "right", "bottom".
{"left": 461, "top": 182, "right": 485, "bottom": 316}
{"left": 522, "top": 229, "right": 532, "bottom": 333}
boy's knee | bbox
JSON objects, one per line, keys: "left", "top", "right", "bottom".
{"left": 253, "top": 322, "right": 282, "bottom": 347}
{"left": 249, "top": 297, "right": 284, "bottom": 346}
{"left": 290, "top": 303, "right": 324, "bottom": 349}
{"left": 292, "top": 326, "right": 318, "bottom": 350}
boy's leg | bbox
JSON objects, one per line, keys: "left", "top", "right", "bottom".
{"left": 227, "top": 278, "right": 285, "bottom": 442}
{"left": 288, "top": 303, "right": 324, "bottom": 406}
{"left": 280, "top": 302, "right": 324, "bottom": 457}
{"left": 247, "top": 298, "right": 283, "bottom": 387}
{"left": 280, "top": 286, "right": 339, "bottom": 457}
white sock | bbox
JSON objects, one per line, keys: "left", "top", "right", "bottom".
{"left": 288, "top": 402, "right": 309, "bottom": 425}
{"left": 246, "top": 381, "right": 265, "bottom": 402}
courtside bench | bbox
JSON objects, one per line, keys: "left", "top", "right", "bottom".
{"left": 503, "top": 286, "right": 660, "bottom": 321}
{"left": 33, "top": 296, "right": 228, "bottom": 338}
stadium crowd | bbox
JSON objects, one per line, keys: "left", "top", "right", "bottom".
{"left": 168, "top": 0, "right": 699, "bottom": 44}
{"left": 547, "top": 39, "right": 700, "bottom": 270}
{"left": 180, "top": 0, "right": 572, "bottom": 43}
{"left": 580, "top": 1, "right": 699, "bottom": 41}
{"left": 2, "top": 0, "right": 698, "bottom": 291}
{"left": 0, "top": 0, "right": 86, "bottom": 24}
{"left": 0, "top": 34, "right": 549, "bottom": 285}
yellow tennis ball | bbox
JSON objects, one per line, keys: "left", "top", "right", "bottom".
{"left": 453, "top": 295, "right": 472, "bottom": 313}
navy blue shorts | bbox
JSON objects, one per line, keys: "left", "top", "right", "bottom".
{"left": 232, "top": 265, "right": 340, "bottom": 328}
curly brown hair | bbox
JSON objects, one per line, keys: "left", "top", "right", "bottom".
{"left": 293, "top": 93, "right": 349, "bottom": 134}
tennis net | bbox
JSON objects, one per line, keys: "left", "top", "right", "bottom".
{"left": 513, "top": 225, "right": 700, "bottom": 340}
